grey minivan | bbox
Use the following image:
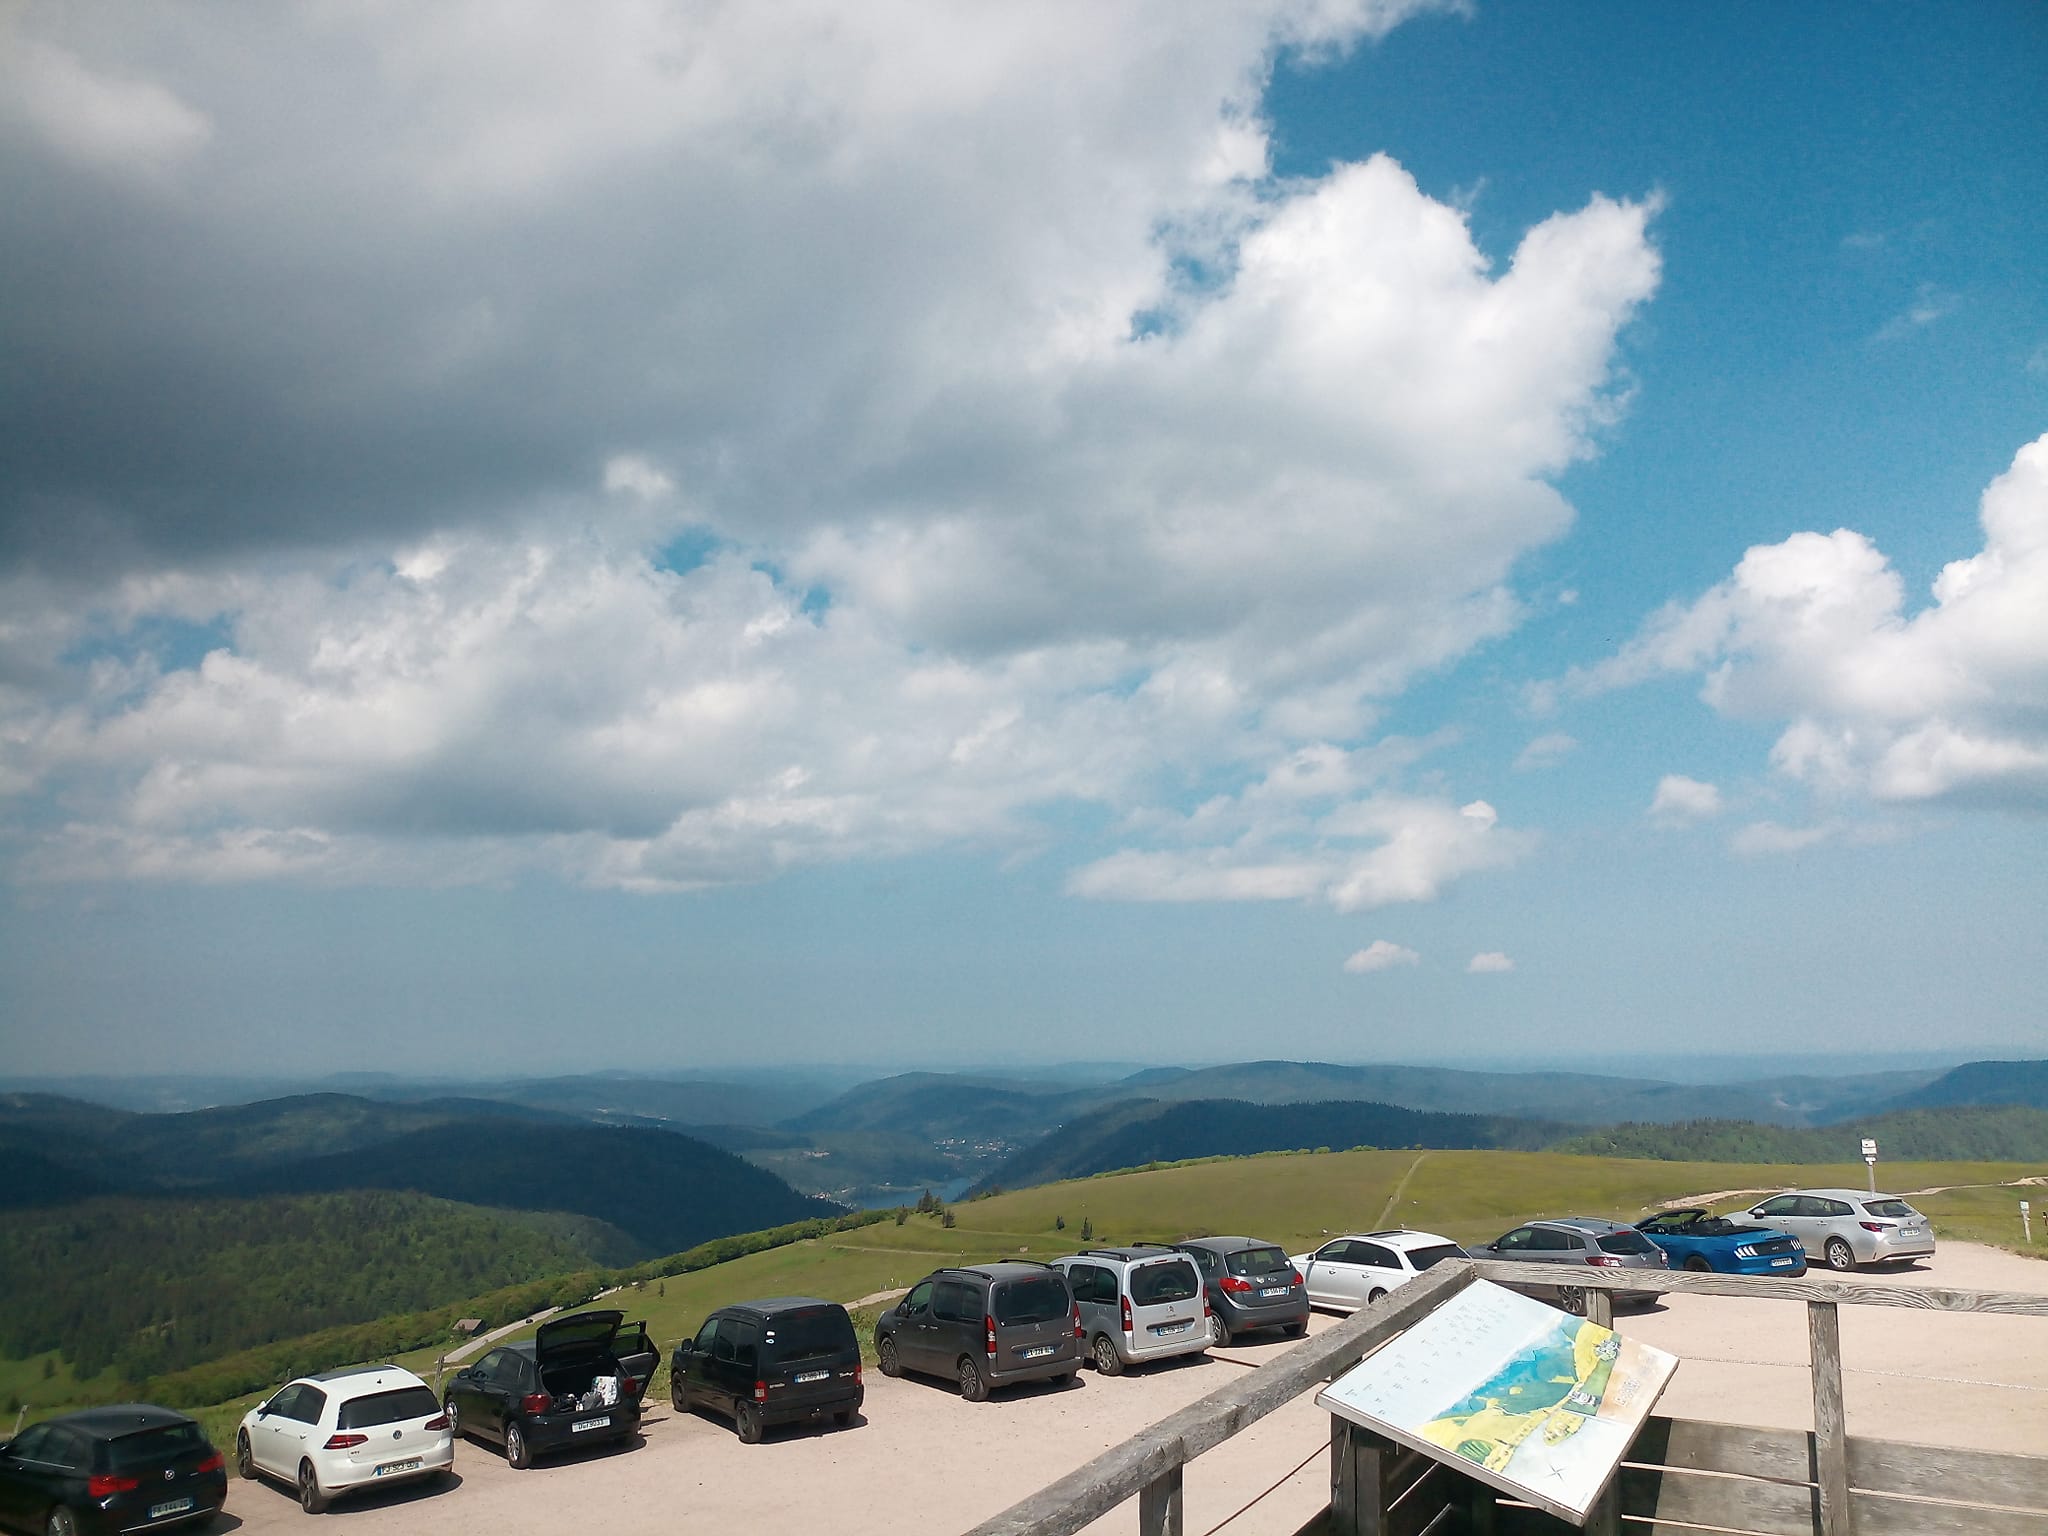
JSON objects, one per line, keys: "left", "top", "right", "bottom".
{"left": 1052, "top": 1246, "right": 1210, "bottom": 1374}
{"left": 1477, "top": 1218, "right": 1669, "bottom": 1314}
{"left": 1745, "top": 1189, "right": 1936, "bottom": 1271}
{"left": 874, "top": 1263, "right": 1081, "bottom": 1400}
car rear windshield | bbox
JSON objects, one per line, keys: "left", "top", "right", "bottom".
{"left": 1130, "top": 1260, "right": 1200, "bottom": 1305}
{"left": 1864, "top": 1200, "right": 1917, "bottom": 1219}
{"left": 993, "top": 1275, "right": 1070, "bottom": 1325}
{"left": 1407, "top": 1244, "right": 1466, "bottom": 1270}
{"left": 761, "top": 1307, "right": 856, "bottom": 1360}
{"left": 1597, "top": 1231, "right": 1658, "bottom": 1256}
{"left": 337, "top": 1387, "right": 441, "bottom": 1430}
{"left": 1224, "top": 1246, "right": 1290, "bottom": 1278}
{"left": 104, "top": 1424, "right": 204, "bottom": 1470}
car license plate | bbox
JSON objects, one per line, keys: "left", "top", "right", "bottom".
{"left": 149, "top": 1498, "right": 195, "bottom": 1520}
{"left": 1154, "top": 1320, "right": 1191, "bottom": 1335}
{"left": 1020, "top": 1344, "right": 1054, "bottom": 1359}
{"left": 1771, "top": 1256, "right": 1795, "bottom": 1267}
{"left": 1259, "top": 1286, "right": 1287, "bottom": 1297}
{"left": 571, "top": 1415, "right": 611, "bottom": 1433}
{"left": 374, "top": 1457, "right": 423, "bottom": 1477}
{"left": 795, "top": 1369, "right": 830, "bottom": 1383}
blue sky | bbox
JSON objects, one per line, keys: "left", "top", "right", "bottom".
{"left": 1, "top": 2, "right": 2043, "bottom": 1077}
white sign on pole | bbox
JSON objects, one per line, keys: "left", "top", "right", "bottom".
{"left": 1860, "top": 1138, "right": 1877, "bottom": 1160}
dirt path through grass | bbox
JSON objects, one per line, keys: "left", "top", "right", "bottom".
{"left": 1374, "top": 1151, "right": 1430, "bottom": 1228}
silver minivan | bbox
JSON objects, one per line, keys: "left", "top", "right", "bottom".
{"left": 1745, "top": 1189, "right": 1936, "bottom": 1271}
{"left": 1051, "top": 1246, "right": 1210, "bottom": 1374}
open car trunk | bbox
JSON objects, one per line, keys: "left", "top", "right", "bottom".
{"left": 535, "top": 1309, "right": 629, "bottom": 1413}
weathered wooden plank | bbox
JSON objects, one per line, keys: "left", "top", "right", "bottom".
{"left": 1617, "top": 1464, "right": 1822, "bottom": 1535}
{"left": 1852, "top": 1491, "right": 2048, "bottom": 1536}
{"left": 1330, "top": 1419, "right": 1392, "bottom": 1536}
{"left": 1846, "top": 1435, "right": 2048, "bottom": 1510}
{"left": 1808, "top": 1300, "right": 1851, "bottom": 1536}
{"left": 1137, "top": 1463, "right": 1182, "bottom": 1536}
{"left": 1469, "top": 1260, "right": 2048, "bottom": 1314}
{"left": 1626, "top": 1415, "right": 1815, "bottom": 1483}
{"left": 965, "top": 1262, "right": 1475, "bottom": 1536}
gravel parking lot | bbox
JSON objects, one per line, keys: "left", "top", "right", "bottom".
{"left": 213, "top": 1243, "right": 2046, "bottom": 1536}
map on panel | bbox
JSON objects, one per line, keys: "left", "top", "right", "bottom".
{"left": 1315, "top": 1279, "right": 1679, "bottom": 1524}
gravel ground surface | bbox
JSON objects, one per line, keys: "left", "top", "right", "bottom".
{"left": 213, "top": 1243, "right": 2046, "bottom": 1536}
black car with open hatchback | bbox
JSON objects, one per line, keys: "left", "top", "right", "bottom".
{"left": 671, "top": 1297, "right": 863, "bottom": 1443}
{"left": 0, "top": 1404, "right": 226, "bottom": 1536}
{"left": 442, "top": 1310, "right": 652, "bottom": 1468}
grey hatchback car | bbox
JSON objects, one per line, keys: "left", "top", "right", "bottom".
{"left": 874, "top": 1263, "right": 1081, "bottom": 1400}
{"left": 1173, "top": 1237, "right": 1310, "bottom": 1347}
{"left": 1745, "top": 1189, "right": 1936, "bottom": 1271}
{"left": 1477, "top": 1217, "right": 1669, "bottom": 1314}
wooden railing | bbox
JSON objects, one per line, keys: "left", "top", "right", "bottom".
{"left": 964, "top": 1258, "right": 2048, "bottom": 1536}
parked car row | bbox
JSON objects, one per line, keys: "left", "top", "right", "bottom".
{"left": 0, "top": 1187, "right": 1939, "bottom": 1527}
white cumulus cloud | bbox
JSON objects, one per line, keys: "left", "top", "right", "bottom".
{"left": 1649, "top": 774, "right": 1722, "bottom": 823}
{"left": 1467, "top": 951, "right": 1514, "bottom": 973}
{"left": 1344, "top": 939, "right": 1420, "bottom": 973}
{"left": 1574, "top": 434, "right": 2048, "bottom": 814}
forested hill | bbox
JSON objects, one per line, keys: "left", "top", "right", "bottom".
{"left": 980, "top": 1097, "right": 1562, "bottom": 1190}
{"left": 1550, "top": 1104, "right": 2048, "bottom": 1163}
{"left": 1877, "top": 1060, "right": 2048, "bottom": 1113}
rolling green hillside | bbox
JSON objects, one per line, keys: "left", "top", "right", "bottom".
{"left": 1554, "top": 1105, "right": 2048, "bottom": 1163}
{"left": 1878, "top": 1059, "right": 2048, "bottom": 1112}
{"left": 981, "top": 1097, "right": 1564, "bottom": 1189}
{"left": 0, "top": 1190, "right": 602, "bottom": 1384}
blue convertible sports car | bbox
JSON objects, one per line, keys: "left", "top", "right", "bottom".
{"left": 1635, "top": 1209, "right": 1806, "bottom": 1276}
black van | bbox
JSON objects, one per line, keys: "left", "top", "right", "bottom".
{"left": 669, "top": 1298, "right": 863, "bottom": 1443}
{"left": 873, "top": 1262, "right": 1081, "bottom": 1400}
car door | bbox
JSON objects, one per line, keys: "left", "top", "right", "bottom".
{"left": 0, "top": 1423, "right": 59, "bottom": 1527}
{"left": 1301, "top": 1240, "right": 1362, "bottom": 1309}
{"left": 1350, "top": 1241, "right": 1405, "bottom": 1300}
{"left": 683, "top": 1317, "right": 723, "bottom": 1411}
{"left": 248, "top": 1384, "right": 298, "bottom": 1474}
{"left": 1749, "top": 1195, "right": 1808, "bottom": 1250}
{"left": 467, "top": 1349, "right": 519, "bottom": 1441}
{"left": 1069, "top": 1263, "right": 1115, "bottom": 1340}
{"left": 895, "top": 1280, "right": 939, "bottom": 1372}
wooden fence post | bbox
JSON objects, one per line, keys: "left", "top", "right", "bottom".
{"left": 1581, "top": 1289, "right": 1620, "bottom": 1536}
{"left": 1808, "top": 1298, "right": 1853, "bottom": 1536}
{"left": 1137, "top": 1464, "right": 1183, "bottom": 1536}
{"left": 1329, "top": 1417, "right": 1393, "bottom": 1536}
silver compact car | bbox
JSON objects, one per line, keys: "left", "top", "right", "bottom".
{"left": 1476, "top": 1217, "right": 1668, "bottom": 1314}
{"left": 1744, "top": 1189, "right": 1935, "bottom": 1272}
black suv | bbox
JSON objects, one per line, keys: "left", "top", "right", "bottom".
{"left": 670, "top": 1297, "right": 863, "bottom": 1443}
{"left": 0, "top": 1404, "right": 226, "bottom": 1536}
{"left": 1174, "top": 1236, "right": 1311, "bottom": 1347}
{"left": 874, "top": 1262, "right": 1080, "bottom": 1400}
{"left": 443, "top": 1310, "right": 655, "bottom": 1468}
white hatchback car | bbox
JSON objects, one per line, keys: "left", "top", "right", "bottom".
{"left": 1288, "top": 1229, "right": 1468, "bottom": 1312}
{"left": 237, "top": 1363, "right": 454, "bottom": 1513}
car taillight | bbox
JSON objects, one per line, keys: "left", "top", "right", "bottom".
{"left": 622, "top": 1377, "right": 642, "bottom": 1396}
{"left": 1585, "top": 1255, "right": 1621, "bottom": 1267}
{"left": 195, "top": 1453, "right": 224, "bottom": 1475}
{"left": 88, "top": 1473, "right": 139, "bottom": 1498}
{"left": 984, "top": 1314, "right": 997, "bottom": 1359}
{"left": 1072, "top": 1303, "right": 1083, "bottom": 1339}
{"left": 322, "top": 1433, "right": 367, "bottom": 1450}
{"left": 853, "top": 1364, "right": 863, "bottom": 1385}
{"left": 753, "top": 1380, "right": 768, "bottom": 1402}
{"left": 1859, "top": 1221, "right": 1891, "bottom": 1233}
{"left": 1218, "top": 1275, "right": 1253, "bottom": 1294}
{"left": 1289, "top": 1267, "right": 1304, "bottom": 1286}
{"left": 520, "top": 1392, "right": 551, "bottom": 1414}
{"left": 424, "top": 1415, "right": 449, "bottom": 1432}
{"left": 1120, "top": 1295, "right": 1133, "bottom": 1334}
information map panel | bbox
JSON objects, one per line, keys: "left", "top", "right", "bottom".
{"left": 1315, "top": 1279, "right": 1679, "bottom": 1525}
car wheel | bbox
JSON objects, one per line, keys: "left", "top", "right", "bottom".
{"left": 956, "top": 1356, "right": 990, "bottom": 1402}
{"left": 1825, "top": 1238, "right": 1856, "bottom": 1273}
{"left": 1367, "top": 1288, "right": 1388, "bottom": 1306}
{"left": 1091, "top": 1335, "right": 1124, "bottom": 1376}
{"left": 670, "top": 1377, "right": 689, "bottom": 1413}
{"left": 443, "top": 1397, "right": 462, "bottom": 1442}
{"left": 44, "top": 1508, "right": 80, "bottom": 1536}
{"left": 296, "top": 1460, "right": 328, "bottom": 1514}
{"left": 503, "top": 1420, "right": 531, "bottom": 1470}
{"left": 235, "top": 1430, "right": 256, "bottom": 1480}
{"left": 1556, "top": 1286, "right": 1588, "bottom": 1317}
{"left": 1684, "top": 1256, "right": 1713, "bottom": 1273}
{"left": 1208, "top": 1313, "right": 1232, "bottom": 1349}
{"left": 735, "top": 1403, "right": 764, "bottom": 1443}
{"left": 877, "top": 1337, "right": 902, "bottom": 1378}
